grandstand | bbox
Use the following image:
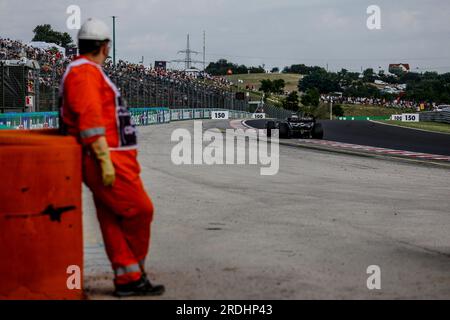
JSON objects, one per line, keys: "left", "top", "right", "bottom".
{"left": 0, "top": 37, "right": 248, "bottom": 113}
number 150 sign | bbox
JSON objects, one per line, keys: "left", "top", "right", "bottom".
{"left": 402, "top": 114, "right": 419, "bottom": 122}
{"left": 211, "top": 111, "right": 229, "bottom": 120}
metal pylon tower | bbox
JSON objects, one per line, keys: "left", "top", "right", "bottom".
{"left": 172, "top": 34, "right": 203, "bottom": 70}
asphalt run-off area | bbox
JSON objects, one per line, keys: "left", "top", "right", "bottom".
{"left": 244, "top": 119, "right": 450, "bottom": 156}
{"left": 84, "top": 119, "right": 450, "bottom": 299}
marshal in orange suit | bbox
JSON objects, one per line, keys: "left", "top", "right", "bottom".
{"left": 59, "top": 18, "right": 164, "bottom": 297}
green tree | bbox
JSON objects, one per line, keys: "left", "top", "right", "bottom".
{"left": 378, "top": 71, "right": 398, "bottom": 84}
{"left": 282, "top": 91, "right": 300, "bottom": 111}
{"left": 258, "top": 78, "right": 286, "bottom": 95}
{"left": 332, "top": 104, "right": 344, "bottom": 117}
{"left": 248, "top": 66, "right": 265, "bottom": 74}
{"left": 362, "top": 68, "right": 376, "bottom": 83}
{"left": 404, "top": 75, "right": 450, "bottom": 104}
{"left": 32, "top": 24, "right": 74, "bottom": 48}
{"left": 259, "top": 79, "right": 273, "bottom": 94}
{"left": 343, "top": 82, "right": 383, "bottom": 98}
{"left": 283, "top": 64, "right": 323, "bottom": 75}
{"left": 272, "top": 79, "right": 285, "bottom": 94}
{"left": 205, "top": 59, "right": 247, "bottom": 75}
{"left": 301, "top": 88, "right": 320, "bottom": 108}
{"left": 298, "top": 68, "right": 340, "bottom": 94}
{"left": 338, "top": 68, "right": 359, "bottom": 87}
{"left": 205, "top": 59, "right": 266, "bottom": 76}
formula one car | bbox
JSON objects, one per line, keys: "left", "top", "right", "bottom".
{"left": 266, "top": 114, "right": 324, "bottom": 139}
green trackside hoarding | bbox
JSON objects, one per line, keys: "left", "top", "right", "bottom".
{"left": 0, "top": 108, "right": 171, "bottom": 130}
{"left": 0, "top": 108, "right": 252, "bottom": 130}
{"left": 0, "top": 111, "right": 59, "bottom": 129}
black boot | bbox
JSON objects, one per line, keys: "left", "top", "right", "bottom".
{"left": 114, "top": 275, "right": 165, "bottom": 297}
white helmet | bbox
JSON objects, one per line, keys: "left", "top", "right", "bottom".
{"left": 78, "top": 18, "right": 111, "bottom": 41}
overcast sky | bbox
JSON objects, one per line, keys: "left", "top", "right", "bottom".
{"left": 1, "top": 0, "right": 450, "bottom": 73}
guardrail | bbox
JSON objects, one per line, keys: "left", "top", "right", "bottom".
{"left": 419, "top": 111, "right": 450, "bottom": 124}
{"left": 0, "top": 108, "right": 253, "bottom": 130}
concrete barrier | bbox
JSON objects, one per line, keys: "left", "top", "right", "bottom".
{"left": 0, "top": 129, "right": 83, "bottom": 299}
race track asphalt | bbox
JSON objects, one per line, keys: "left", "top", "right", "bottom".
{"left": 84, "top": 120, "right": 450, "bottom": 299}
{"left": 245, "top": 119, "right": 450, "bottom": 156}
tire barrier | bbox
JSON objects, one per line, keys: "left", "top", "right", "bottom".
{"left": 419, "top": 111, "right": 450, "bottom": 124}
{"left": 0, "top": 129, "right": 83, "bottom": 299}
{"left": 0, "top": 108, "right": 253, "bottom": 130}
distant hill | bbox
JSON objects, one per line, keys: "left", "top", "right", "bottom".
{"left": 225, "top": 73, "right": 302, "bottom": 93}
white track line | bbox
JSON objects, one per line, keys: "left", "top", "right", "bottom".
{"left": 229, "top": 119, "right": 249, "bottom": 130}
{"left": 370, "top": 120, "right": 450, "bottom": 136}
{"left": 299, "top": 139, "right": 450, "bottom": 161}
{"left": 230, "top": 120, "right": 450, "bottom": 162}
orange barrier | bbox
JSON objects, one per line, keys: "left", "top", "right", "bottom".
{"left": 0, "top": 130, "right": 83, "bottom": 300}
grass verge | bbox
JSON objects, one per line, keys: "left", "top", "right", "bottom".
{"left": 378, "top": 121, "right": 450, "bottom": 134}
{"left": 225, "top": 73, "right": 301, "bottom": 92}
{"left": 341, "top": 104, "right": 411, "bottom": 117}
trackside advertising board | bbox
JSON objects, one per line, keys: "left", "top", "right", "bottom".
{"left": 211, "top": 110, "right": 229, "bottom": 120}
{"left": 391, "top": 114, "right": 420, "bottom": 122}
{"left": 401, "top": 113, "right": 419, "bottom": 122}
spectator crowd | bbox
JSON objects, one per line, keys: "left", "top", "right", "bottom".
{"left": 1, "top": 37, "right": 240, "bottom": 111}
{"left": 1, "top": 38, "right": 67, "bottom": 87}
{"left": 4, "top": 37, "right": 437, "bottom": 113}
{"left": 319, "top": 94, "right": 432, "bottom": 111}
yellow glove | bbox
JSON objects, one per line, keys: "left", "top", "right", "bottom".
{"left": 91, "top": 136, "right": 115, "bottom": 187}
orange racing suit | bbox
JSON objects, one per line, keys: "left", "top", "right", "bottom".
{"left": 59, "top": 56, "right": 154, "bottom": 285}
